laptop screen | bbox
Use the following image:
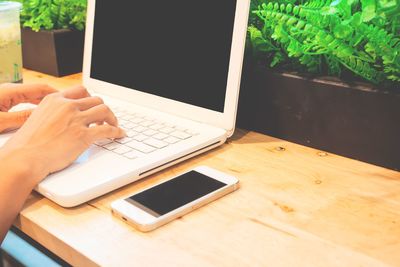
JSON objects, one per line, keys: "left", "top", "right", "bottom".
{"left": 90, "top": 1, "right": 237, "bottom": 113}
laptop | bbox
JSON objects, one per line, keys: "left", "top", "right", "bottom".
{"left": 0, "top": 0, "right": 250, "bottom": 207}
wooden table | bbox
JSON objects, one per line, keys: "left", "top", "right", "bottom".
{"left": 14, "top": 69, "right": 400, "bottom": 266}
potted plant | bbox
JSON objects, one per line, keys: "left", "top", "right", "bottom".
{"left": 17, "top": 0, "right": 87, "bottom": 76}
{"left": 237, "top": 0, "right": 400, "bottom": 170}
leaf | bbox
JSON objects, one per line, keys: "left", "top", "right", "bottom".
{"left": 350, "top": 12, "right": 362, "bottom": 27}
{"left": 270, "top": 52, "right": 285, "bottom": 67}
{"left": 361, "top": 0, "right": 377, "bottom": 22}
{"left": 321, "top": 6, "right": 338, "bottom": 15}
{"left": 287, "top": 39, "right": 302, "bottom": 57}
{"left": 334, "top": 23, "right": 354, "bottom": 39}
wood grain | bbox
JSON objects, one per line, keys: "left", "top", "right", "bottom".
{"left": 14, "top": 69, "right": 400, "bottom": 266}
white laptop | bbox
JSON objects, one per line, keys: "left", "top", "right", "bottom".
{"left": 0, "top": 0, "right": 250, "bottom": 207}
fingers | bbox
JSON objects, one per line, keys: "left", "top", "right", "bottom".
{"left": 74, "top": 96, "right": 104, "bottom": 111}
{"left": 11, "top": 84, "right": 57, "bottom": 97}
{"left": 0, "top": 110, "right": 32, "bottom": 133}
{"left": 62, "top": 86, "right": 91, "bottom": 99}
{"left": 0, "top": 84, "right": 58, "bottom": 110}
{"left": 80, "top": 104, "right": 119, "bottom": 126}
{"left": 88, "top": 124, "right": 126, "bottom": 141}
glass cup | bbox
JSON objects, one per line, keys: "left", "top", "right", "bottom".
{"left": 0, "top": 1, "right": 23, "bottom": 84}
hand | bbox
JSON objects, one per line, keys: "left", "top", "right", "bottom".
{"left": 0, "top": 86, "right": 125, "bottom": 185}
{"left": 0, "top": 83, "right": 57, "bottom": 133}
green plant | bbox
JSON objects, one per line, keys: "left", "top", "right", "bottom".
{"left": 13, "top": 0, "right": 87, "bottom": 31}
{"left": 249, "top": 0, "right": 400, "bottom": 86}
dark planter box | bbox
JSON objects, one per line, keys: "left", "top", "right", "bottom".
{"left": 237, "top": 58, "right": 400, "bottom": 171}
{"left": 21, "top": 28, "right": 84, "bottom": 77}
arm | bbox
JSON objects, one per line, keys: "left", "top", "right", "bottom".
{"left": 0, "top": 86, "right": 125, "bottom": 242}
{"left": 0, "top": 147, "right": 46, "bottom": 241}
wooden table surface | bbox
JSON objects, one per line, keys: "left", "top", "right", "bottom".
{"left": 14, "top": 69, "right": 400, "bottom": 267}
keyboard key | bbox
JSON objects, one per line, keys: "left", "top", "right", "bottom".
{"left": 103, "top": 142, "right": 121, "bottom": 150}
{"left": 143, "top": 129, "right": 158, "bottom": 136}
{"left": 185, "top": 129, "right": 198, "bottom": 136}
{"left": 170, "top": 130, "right": 191, "bottom": 140}
{"left": 113, "top": 145, "right": 132, "bottom": 154}
{"left": 140, "top": 120, "right": 155, "bottom": 127}
{"left": 160, "top": 127, "right": 174, "bottom": 134}
{"left": 144, "top": 138, "right": 168, "bottom": 149}
{"left": 126, "top": 111, "right": 136, "bottom": 116}
{"left": 133, "top": 125, "right": 146, "bottom": 132}
{"left": 124, "top": 150, "right": 144, "bottom": 159}
{"left": 134, "top": 134, "right": 148, "bottom": 142}
{"left": 126, "top": 130, "right": 139, "bottom": 138}
{"left": 124, "top": 122, "right": 136, "bottom": 129}
{"left": 163, "top": 122, "right": 175, "bottom": 128}
{"left": 153, "top": 133, "right": 168, "bottom": 140}
{"left": 120, "top": 114, "right": 132, "bottom": 120}
{"left": 126, "top": 141, "right": 156, "bottom": 153}
{"left": 115, "top": 137, "right": 132, "bottom": 144}
{"left": 164, "top": 136, "right": 180, "bottom": 144}
{"left": 175, "top": 126, "right": 188, "bottom": 131}
{"left": 94, "top": 139, "right": 113, "bottom": 146}
{"left": 149, "top": 123, "right": 164, "bottom": 130}
{"left": 131, "top": 118, "right": 144, "bottom": 124}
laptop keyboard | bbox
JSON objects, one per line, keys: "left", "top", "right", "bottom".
{"left": 94, "top": 106, "right": 198, "bottom": 160}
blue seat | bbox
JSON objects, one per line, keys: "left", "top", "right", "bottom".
{"left": 1, "top": 230, "right": 61, "bottom": 267}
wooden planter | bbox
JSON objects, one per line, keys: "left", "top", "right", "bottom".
{"left": 21, "top": 28, "right": 84, "bottom": 77}
{"left": 237, "top": 58, "right": 400, "bottom": 171}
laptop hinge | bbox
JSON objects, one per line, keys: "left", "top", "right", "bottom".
{"left": 139, "top": 141, "right": 222, "bottom": 177}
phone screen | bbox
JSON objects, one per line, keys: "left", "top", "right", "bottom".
{"left": 126, "top": 171, "right": 227, "bottom": 217}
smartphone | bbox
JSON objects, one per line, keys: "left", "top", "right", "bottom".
{"left": 111, "top": 166, "right": 239, "bottom": 232}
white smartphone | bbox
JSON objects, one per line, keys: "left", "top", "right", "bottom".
{"left": 111, "top": 166, "right": 239, "bottom": 232}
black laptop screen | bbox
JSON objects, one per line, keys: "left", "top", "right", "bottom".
{"left": 90, "top": 1, "right": 237, "bottom": 113}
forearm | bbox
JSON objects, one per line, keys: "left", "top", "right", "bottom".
{"left": 0, "top": 148, "right": 45, "bottom": 243}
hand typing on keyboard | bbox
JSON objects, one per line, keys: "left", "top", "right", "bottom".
{"left": 0, "top": 85, "right": 125, "bottom": 182}
{"left": 0, "top": 84, "right": 125, "bottom": 243}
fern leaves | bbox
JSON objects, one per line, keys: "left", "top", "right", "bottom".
{"left": 249, "top": 0, "right": 400, "bottom": 85}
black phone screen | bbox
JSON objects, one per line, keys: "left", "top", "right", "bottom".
{"left": 126, "top": 171, "right": 227, "bottom": 217}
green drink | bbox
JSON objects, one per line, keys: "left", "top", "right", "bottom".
{"left": 0, "top": 2, "right": 22, "bottom": 84}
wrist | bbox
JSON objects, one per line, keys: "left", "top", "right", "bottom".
{"left": 0, "top": 147, "right": 48, "bottom": 188}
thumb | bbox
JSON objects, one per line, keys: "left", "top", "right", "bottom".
{"left": 0, "top": 109, "right": 33, "bottom": 133}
